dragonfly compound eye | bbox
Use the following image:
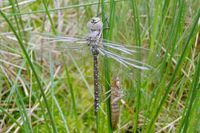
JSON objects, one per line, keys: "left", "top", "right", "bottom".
{"left": 87, "top": 17, "right": 103, "bottom": 31}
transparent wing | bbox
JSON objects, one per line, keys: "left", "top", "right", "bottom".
{"left": 28, "top": 32, "right": 89, "bottom": 52}
{"left": 98, "top": 40, "right": 160, "bottom": 71}
{"left": 0, "top": 32, "right": 89, "bottom": 52}
{"left": 1, "top": 31, "right": 160, "bottom": 71}
{"left": 0, "top": 32, "right": 92, "bottom": 68}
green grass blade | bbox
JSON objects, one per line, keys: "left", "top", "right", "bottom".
{"left": 15, "top": 88, "right": 33, "bottom": 133}
{"left": 147, "top": 8, "right": 200, "bottom": 132}
{"left": 63, "top": 56, "right": 77, "bottom": 116}
{"left": 1, "top": 0, "right": 199, "bottom": 132}
{"left": 5, "top": 0, "right": 125, "bottom": 18}
{"left": 179, "top": 53, "right": 200, "bottom": 132}
{"left": 146, "top": 0, "right": 185, "bottom": 131}
{"left": 0, "top": 107, "right": 23, "bottom": 129}
{"left": 8, "top": 0, "right": 22, "bottom": 35}
{"left": 0, "top": 10, "right": 57, "bottom": 133}
{"left": 41, "top": 0, "right": 57, "bottom": 34}
{"left": 108, "top": 0, "right": 115, "bottom": 40}
{"left": 62, "top": 55, "right": 80, "bottom": 132}
{"left": 101, "top": 0, "right": 114, "bottom": 132}
{"left": 10, "top": 0, "right": 26, "bottom": 37}
{"left": 53, "top": 96, "right": 70, "bottom": 133}
{"left": 130, "top": 0, "right": 142, "bottom": 132}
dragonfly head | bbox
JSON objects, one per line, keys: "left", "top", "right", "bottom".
{"left": 112, "top": 76, "right": 121, "bottom": 89}
{"left": 87, "top": 17, "right": 103, "bottom": 32}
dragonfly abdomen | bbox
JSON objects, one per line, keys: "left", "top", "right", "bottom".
{"left": 111, "top": 100, "right": 120, "bottom": 129}
{"left": 110, "top": 77, "right": 122, "bottom": 129}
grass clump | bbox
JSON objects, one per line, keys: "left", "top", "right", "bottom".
{"left": 0, "top": 0, "right": 200, "bottom": 132}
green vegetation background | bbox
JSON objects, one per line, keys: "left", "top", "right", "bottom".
{"left": 0, "top": 0, "right": 199, "bottom": 132}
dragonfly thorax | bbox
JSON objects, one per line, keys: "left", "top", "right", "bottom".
{"left": 87, "top": 31, "right": 101, "bottom": 45}
{"left": 111, "top": 77, "right": 123, "bottom": 99}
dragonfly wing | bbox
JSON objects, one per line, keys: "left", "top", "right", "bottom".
{"left": 28, "top": 32, "right": 89, "bottom": 52}
{"left": 99, "top": 41, "right": 160, "bottom": 71}
{"left": 98, "top": 47, "right": 151, "bottom": 70}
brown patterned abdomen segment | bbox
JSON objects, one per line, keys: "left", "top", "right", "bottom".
{"left": 110, "top": 77, "right": 122, "bottom": 129}
{"left": 111, "top": 101, "right": 120, "bottom": 129}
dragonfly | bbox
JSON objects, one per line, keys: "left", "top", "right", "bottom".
{"left": 103, "top": 76, "right": 135, "bottom": 130}
{"left": 110, "top": 76, "right": 123, "bottom": 129}
{"left": 1, "top": 17, "right": 154, "bottom": 114}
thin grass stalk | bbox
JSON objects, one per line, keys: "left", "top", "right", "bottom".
{"left": 52, "top": 96, "right": 70, "bottom": 133}
{"left": 108, "top": 0, "right": 115, "bottom": 40}
{"left": 62, "top": 55, "right": 80, "bottom": 132}
{"left": 130, "top": 0, "right": 142, "bottom": 132}
{"left": 5, "top": 0, "right": 125, "bottom": 17}
{"left": 4, "top": 61, "right": 25, "bottom": 103}
{"left": 187, "top": 77, "right": 200, "bottom": 132}
{"left": 63, "top": 56, "right": 77, "bottom": 117}
{"left": 13, "top": 0, "right": 26, "bottom": 39}
{"left": 108, "top": 0, "right": 115, "bottom": 131}
{"left": 156, "top": 0, "right": 171, "bottom": 45}
{"left": 4, "top": 1, "right": 50, "bottom": 131}
{"left": 97, "top": 0, "right": 101, "bottom": 15}
{"left": 8, "top": 0, "right": 21, "bottom": 35}
{"left": 0, "top": 107, "right": 22, "bottom": 130}
{"left": 49, "top": 49, "right": 70, "bottom": 133}
{"left": 147, "top": 8, "right": 200, "bottom": 132}
{"left": 83, "top": 0, "right": 93, "bottom": 19}
{"left": 0, "top": 10, "right": 58, "bottom": 133}
{"left": 49, "top": 53, "right": 56, "bottom": 132}
{"left": 149, "top": 0, "right": 162, "bottom": 49}
{"left": 9, "top": 2, "right": 32, "bottom": 131}
{"left": 146, "top": 0, "right": 151, "bottom": 44}
{"left": 8, "top": 0, "right": 27, "bottom": 55}
{"left": 143, "top": 0, "right": 151, "bottom": 128}
{"left": 67, "top": 53, "right": 94, "bottom": 131}
{"left": 179, "top": 56, "right": 200, "bottom": 132}
{"left": 147, "top": 1, "right": 182, "bottom": 130}
{"left": 147, "top": 0, "right": 184, "bottom": 130}
{"left": 73, "top": 0, "right": 80, "bottom": 20}
{"left": 15, "top": 88, "right": 33, "bottom": 132}
{"left": 190, "top": 83, "right": 200, "bottom": 132}
{"left": 41, "top": 0, "right": 57, "bottom": 34}
{"left": 144, "top": 0, "right": 171, "bottom": 129}
{"left": 102, "top": 49, "right": 111, "bottom": 132}
{"left": 101, "top": 0, "right": 113, "bottom": 132}
{"left": 159, "top": 0, "right": 171, "bottom": 33}
{"left": 101, "top": 1, "right": 107, "bottom": 132}
{"left": 7, "top": 6, "right": 46, "bottom": 130}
